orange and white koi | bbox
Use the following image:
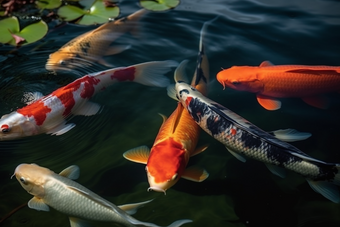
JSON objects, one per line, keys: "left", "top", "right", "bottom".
{"left": 0, "top": 60, "right": 176, "bottom": 140}
{"left": 46, "top": 9, "right": 148, "bottom": 70}
{"left": 123, "top": 20, "right": 212, "bottom": 193}
{"left": 216, "top": 61, "right": 340, "bottom": 110}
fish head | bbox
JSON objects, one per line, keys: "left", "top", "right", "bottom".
{"left": 45, "top": 50, "right": 77, "bottom": 71}
{"left": 0, "top": 112, "right": 38, "bottom": 140}
{"left": 175, "top": 81, "right": 204, "bottom": 110}
{"left": 146, "top": 139, "right": 187, "bottom": 194}
{"left": 13, "top": 163, "right": 52, "bottom": 197}
{"left": 216, "top": 66, "right": 263, "bottom": 93}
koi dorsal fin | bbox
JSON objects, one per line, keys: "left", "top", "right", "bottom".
{"left": 285, "top": 69, "right": 339, "bottom": 75}
{"left": 170, "top": 103, "right": 184, "bottom": 134}
{"left": 59, "top": 165, "right": 80, "bottom": 180}
{"left": 259, "top": 61, "right": 274, "bottom": 67}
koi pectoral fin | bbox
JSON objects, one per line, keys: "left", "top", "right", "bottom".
{"left": 167, "top": 84, "right": 179, "bottom": 101}
{"left": 182, "top": 166, "right": 209, "bottom": 182}
{"left": 123, "top": 146, "right": 150, "bottom": 164}
{"left": 256, "top": 95, "right": 281, "bottom": 111}
{"left": 226, "top": 147, "right": 246, "bottom": 162}
{"left": 69, "top": 217, "right": 90, "bottom": 227}
{"left": 191, "top": 144, "right": 209, "bottom": 157}
{"left": 46, "top": 122, "right": 76, "bottom": 136}
{"left": 265, "top": 163, "right": 286, "bottom": 178}
{"left": 306, "top": 179, "right": 340, "bottom": 203}
{"left": 28, "top": 197, "right": 49, "bottom": 211}
{"left": 269, "top": 128, "right": 312, "bottom": 142}
{"left": 301, "top": 95, "right": 330, "bottom": 109}
{"left": 72, "top": 102, "right": 101, "bottom": 116}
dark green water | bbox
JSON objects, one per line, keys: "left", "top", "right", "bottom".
{"left": 1, "top": 0, "right": 340, "bottom": 226}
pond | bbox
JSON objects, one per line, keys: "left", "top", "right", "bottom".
{"left": 0, "top": 0, "right": 340, "bottom": 226}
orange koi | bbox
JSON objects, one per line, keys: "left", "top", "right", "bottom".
{"left": 46, "top": 9, "right": 147, "bottom": 70}
{"left": 123, "top": 20, "right": 212, "bottom": 193}
{"left": 217, "top": 61, "right": 340, "bottom": 110}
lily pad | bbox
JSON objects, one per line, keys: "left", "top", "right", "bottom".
{"left": 0, "top": 17, "right": 48, "bottom": 46}
{"left": 57, "top": 0, "right": 119, "bottom": 25}
{"left": 140, "top": 0, "right": 179, "bottom": 11}
{"left": 58, "top": 5, "right": 85, "bottom": 21}
{"left": 36, "top": 0, "right": 62, "bottom": 9}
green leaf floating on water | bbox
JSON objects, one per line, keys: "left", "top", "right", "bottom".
{"left": 140, "top": 0, "right": 179, "bottom": 11}
{"left": 58, "top": 5, "right": 85, "bottom": 21}
{"left": 58, "top": 0, "right": 119, "bottom": 25}
{"left": 0, "top": 17, "right": 48, "bottom": 46}
{"left": 36, "top": 0, "right": 62, "bottom": 9}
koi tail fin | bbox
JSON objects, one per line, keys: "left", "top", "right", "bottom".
{"left": 191, "top": 17, "right": 217, "bottom": 95}
{"left": 131, "top": 60, "right": 177, "bottom": 87}
{"left": 306, "top": 164, "right": 340, "bottom": 203}
{"left": 130, "top": 217, "right": 192, "bottom": 227}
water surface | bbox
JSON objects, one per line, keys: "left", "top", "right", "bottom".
{"left": 0, "top": 0, "right": 340, "bottom": 226}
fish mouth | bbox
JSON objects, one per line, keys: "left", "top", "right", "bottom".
{"left": 147, "top": 187, "right": 166, "bottom": 195}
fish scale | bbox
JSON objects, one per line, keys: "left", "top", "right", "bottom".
{"left": 14, "top": 164, "right": 192, "bottom": 227}
{"left": 190, "top": 96, "right": 333, "bottom": 180}
{"left": 43, "top": 174, "right": 135, "bottom": 226}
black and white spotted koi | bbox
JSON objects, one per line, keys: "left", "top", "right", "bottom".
{"left": 170, "top": 81, "right": 340, "bottom": 203}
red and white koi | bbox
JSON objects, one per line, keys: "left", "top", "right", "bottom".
{"left": 0, "top": 60, "right": 176, "bottom": 140}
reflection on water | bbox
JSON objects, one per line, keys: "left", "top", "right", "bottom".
{"left": 1, "top": 0, "right": 340, "bottom": 226}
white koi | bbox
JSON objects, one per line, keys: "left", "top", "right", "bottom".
{"left": 13, "top": 163, "right": 192, "bottom": 227}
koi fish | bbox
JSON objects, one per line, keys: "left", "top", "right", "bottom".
{"left": 169, "top": 80, "right": 340, "bottom": 203}
{"left": 0, "top": 60, "right": 176, "bottom": 140}
{"left": 216, "top": 61, "right": 340, "bottom": 110}
{"left": 46, "top": 9, "right": 148, "bottom": 70}
{"left": 123, "top": 20, "right": 213, "bottom": 194}
{"left": 13, "top": 163, "right": 192, "bottom": 227}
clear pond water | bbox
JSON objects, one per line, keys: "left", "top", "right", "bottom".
{"left": 0, "top": 0, "right": 340, "bottom": 226}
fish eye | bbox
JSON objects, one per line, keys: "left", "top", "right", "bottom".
{"left": 1, "top": 125, "right": 10, "bottom": 133}
{"left": 20, "top": 177, "right": 27, "bottom": 184}
{"left": 190, "top": 87, "right": 196, "bottom": 91}
{"left": 59, "top": 60, "right": 66, "bottom": 65}
{"left": 179, "top": 89, "right": 189, "bottom": 96}
{"left": 2, "top": 128, "right": 9, "bottom": 133}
